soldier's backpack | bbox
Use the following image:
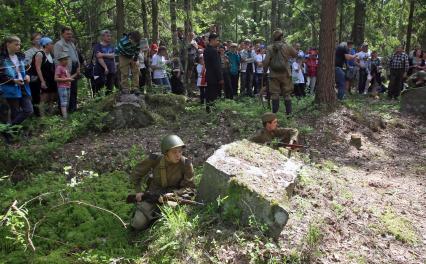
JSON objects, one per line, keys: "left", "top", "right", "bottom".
{"left": 269, "top": 43, "right": 288, "bottom": 72}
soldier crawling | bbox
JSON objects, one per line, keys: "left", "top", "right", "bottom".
{"left": 250, "top": 112, "right": 299, "bottom": 147}
{"left": 129, "top": 135, "right": 195, "bottom": 230}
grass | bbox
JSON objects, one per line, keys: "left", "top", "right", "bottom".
{"left": 1, "top": 86, "right": 421, "bottom": 263}
{"left": 380, "top": 209, "right": 418, "bottom": 244}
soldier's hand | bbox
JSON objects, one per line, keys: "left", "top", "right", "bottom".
{"left": 135, "top": 192, "right": 143, "bottom": 202}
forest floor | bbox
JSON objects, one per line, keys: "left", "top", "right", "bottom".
{"left": 0, "top": 93, "right": 425, "bottom": 264}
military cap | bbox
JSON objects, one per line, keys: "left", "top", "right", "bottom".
{"left": 261, "top": 112, "right": 277, "bottom": 123}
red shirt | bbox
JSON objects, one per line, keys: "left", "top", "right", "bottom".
{"left": 55, "top": 65, "right": 71, "bottom": 88}
{"left": 306, "top": 58, "right": 318, "bottom": 77}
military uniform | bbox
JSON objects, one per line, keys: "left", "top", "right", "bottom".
{"left": 251, "top": 127, "right": 299, "bottom": 145}
{"left": 263, "top": 29, "right": 297, "bottom": 114}
{"left": 250, "top": 112, "right": 298, "bottom": 145}
{"left": 130, "top": 135, "right": 195, "bottom": 230}
{"left": 263, "top": 42, "right": 297, "bottom": 100}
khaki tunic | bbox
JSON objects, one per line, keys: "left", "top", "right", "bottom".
{"left": 131, "top": 154, "right": 195, "bottom": 193}
{"left": 263, "top": 42, "right": 297, "bottom": 99}
{"left": 130, "top": 154, "right": 195, "bottom": 230}
{"left": 250, "top": 127, "right": 299, "bottom": 145}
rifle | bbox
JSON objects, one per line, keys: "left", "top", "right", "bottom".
{"left": 258, "top": 73, "right": 270, "bottom": 110}
{"left": 272, "top": 142, "right": 306, "bottom": 150}
{"left": 126, "top": 191, "right": 204, "bottom": 206}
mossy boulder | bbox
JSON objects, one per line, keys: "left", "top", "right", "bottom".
{"left": 198, "top": 140, "right": 303, "bottom": 238}
{"left": 401, "top": 86, "right": 426, "bottom": 116}
{"left": 101, "top": 93, "right": 186, "bottom": 130}
{"left": 102, "top": 93, "right": 154, "bottom": 130}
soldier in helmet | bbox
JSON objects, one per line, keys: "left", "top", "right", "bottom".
{"left": 263, "top": 29, "right": 298, "bottom": 115}
{"left": 130, "top": 135, "right": 195, "bottom": 230}
{"left": 250, "top": 112, "right": 299, "bottom": 146}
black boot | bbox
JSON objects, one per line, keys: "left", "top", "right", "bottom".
{"left": 284, "top": 99, "right": 292, "bottom": 115}
{"left": 272, "top": 99, "right": 279, "bottom": 113}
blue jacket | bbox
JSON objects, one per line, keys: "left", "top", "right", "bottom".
{"left": 0, "top": 52, "right": 31, "bottom": 99}
{"left": 226, "top": 51, "right": 240, "bottom": 76}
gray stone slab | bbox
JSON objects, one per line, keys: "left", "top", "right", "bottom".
{"left": 198, "top": 140, "right": 303, "bottom": 238}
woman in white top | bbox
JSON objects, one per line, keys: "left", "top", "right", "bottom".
{"left": 196, "top": 56, "right": 207, "bottom": 104}
{"left": 151, "top": 46, "right": 171, "bottom": 92}
{"left": 254, "top": 47, "right": 267, "bottom": 95}
{"left": 292, "top": 57, "right": 306, "bottom": 98}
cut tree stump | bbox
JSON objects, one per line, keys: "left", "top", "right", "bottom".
{"left": 350, "top": 134, "right": 362, "bottom": 149}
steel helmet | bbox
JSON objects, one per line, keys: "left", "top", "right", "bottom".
{"left": 160, "top": 135, "right": 185, "bottom": 154}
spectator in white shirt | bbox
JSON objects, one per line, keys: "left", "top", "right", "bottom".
{"left": 292, "top": 56, "right": 306, "bottom": 98}
{"left": 151, "top": 46, "right": 171, "bottom": 92}
{"left": 356, "top": 43, "right": 369, "bottom": 94}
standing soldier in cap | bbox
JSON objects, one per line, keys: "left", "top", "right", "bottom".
{"left": 250, "top": 112, "right": 299, "bottom": 145}
{"left": 129, "top": 135, "right": 195, "bottom": 230}
{"left": 263, "top": 29, "right": 297, "bottom": 115}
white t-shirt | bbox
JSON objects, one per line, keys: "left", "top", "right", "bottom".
{"left": 9, "top": 55, "right": 23, "bottom": 80}
{"left": 292, "top": 62, "right": 305, "bottom": 84}
{"left": 255, "top": 54, "right": 266, "bottom": 74}
{"left": 138, "top": 52, "right": 146, "bottom": 69}
{"left": 356, "top": 51, "right": 369, "bottom": 69}
{"left": 151, "top": 54, "right": 167, "bottom": 79}
{"left": 196, "top": 64, "right": 206, "bottom": 87}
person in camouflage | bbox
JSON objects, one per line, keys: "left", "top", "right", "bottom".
{"left": 130, "top": 135, "right": 195, "bottom": 230}
{"left": 262, "top": 29, "right": 297, "bottom": 115}
{"left": 250, "top": 112, "right": 299, "bottom": 145}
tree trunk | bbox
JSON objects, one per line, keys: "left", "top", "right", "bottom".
{"left": 183, "top": 0, "right": 193, "bottom": 95}
{"left": 351, "top": 0, "right": 366, "bottom": 47}
{"left": 405, "top": 0, "right": 415, "bottom": 54}
{"left": 338, "top": 0, "right": 344, "bottom": 43}
{"left": 116, "top": 0, "right": 125, "bottom": 39}
{"left": 316, "top": 0, "right": 337, "bottom": 106}
{"left": 170, "top": 0, "right": 178, "bottom": 55}
{"left": 151, "top": 0, "right": 159, "bottom": 44}
{"left": 251, "top": 0, "right": 258, "bottom": 35}
{"left": 270, "top": 0, "right": 278, "bottom": 39}
{"left": 141, "top": 0, "right": 149, "bottom": 38}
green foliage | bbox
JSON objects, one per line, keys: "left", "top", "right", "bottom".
{"left": 144, "top": 206, "right": 199, "bottom": 263}
{"left": 0, "top": 105, "right": 107, "bottom": 174}
{"left": 0, "top": 170, "right": 140, "bottom": 263}
{"left": 126, "top": 145, "right": 145, "bottom": 171}
{"left": 306, "top": 223, "right": 322, "bottom": 248}
{"left": 380, "top": 209, "right": 418, "bottom": 244}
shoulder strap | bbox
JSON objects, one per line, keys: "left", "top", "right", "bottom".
{"left": 159, "top": 157, "right": 168, "bottom": 188}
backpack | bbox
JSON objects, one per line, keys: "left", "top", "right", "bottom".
{"left": 269, "top": 43, "right": 288, "bottom": 72}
